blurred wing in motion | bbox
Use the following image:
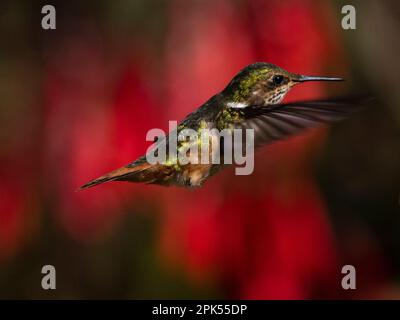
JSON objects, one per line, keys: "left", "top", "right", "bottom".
{"left": 236, "top": 96, "right": 369, "bottom": 147}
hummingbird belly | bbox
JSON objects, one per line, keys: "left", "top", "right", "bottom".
{"left": 176, "top": 164, "right": 213, "bottom": 187}
{"left": 172, "top": 128, "right": 222, "bottom": 187}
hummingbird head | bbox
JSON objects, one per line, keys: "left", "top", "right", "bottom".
{"left": 223, "top": 62, "right": 343, "bottom": 107}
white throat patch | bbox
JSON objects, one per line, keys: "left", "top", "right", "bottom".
{"left": 227, "top": 102, "right": 248, "bottom": 109}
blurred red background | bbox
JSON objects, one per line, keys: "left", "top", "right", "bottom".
{"left": 0, "top": 0, "right": 399, "bottom": 299}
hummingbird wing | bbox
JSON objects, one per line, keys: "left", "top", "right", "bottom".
{"left": 235, "top": 96, "right": 366, "bottom": 147}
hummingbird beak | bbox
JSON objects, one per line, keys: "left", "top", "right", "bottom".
{"left": 295, "top": 75, "right": 344, "bottom": 82}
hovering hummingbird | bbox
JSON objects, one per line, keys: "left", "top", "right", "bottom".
{"left": 80, "top": 62, "right": 360, "bottom": 190}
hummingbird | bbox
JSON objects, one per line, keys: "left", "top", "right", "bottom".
{"left": 80, "top": 62, "right": 360, "bottom": 190}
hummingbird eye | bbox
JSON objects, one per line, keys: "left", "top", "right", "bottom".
{"left": 272, "top": 75, "right": 284, "bottom": 85}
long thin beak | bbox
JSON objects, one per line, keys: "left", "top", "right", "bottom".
{"left": 296, "top": 75, "right": 344, "bottom": 82}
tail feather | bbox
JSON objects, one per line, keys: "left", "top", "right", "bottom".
{"left": 78, "top": 162, "right": 153, "bottom": 190}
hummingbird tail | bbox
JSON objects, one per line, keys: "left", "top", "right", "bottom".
{"left": 78, "top": 162, "right": 154, "bottom": 190}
